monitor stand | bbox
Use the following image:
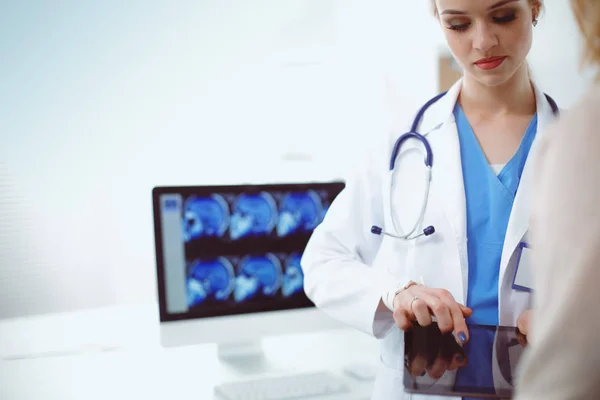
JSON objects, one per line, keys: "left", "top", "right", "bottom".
{"left": 217, "top": 340, "right": 270, "bottom": 374}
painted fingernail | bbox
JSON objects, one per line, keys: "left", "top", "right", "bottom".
{"left": 456, "top": 355, "right": 464, "bottom": 363}
{"left": 420, "top": 370, "right": 427, "bottom": 376}
{"left": 458, "top": 332, "right": 467, "bottom": 343}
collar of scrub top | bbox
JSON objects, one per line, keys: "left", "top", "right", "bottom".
{"left": 371, "top": 79, "right": 561, "bottom": 241}
{"left": 389, "top": 84, "right": 560, "bottom": 171}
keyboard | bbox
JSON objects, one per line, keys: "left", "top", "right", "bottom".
{"left": 214, "top": 371, "right": 351, "bottom": 400}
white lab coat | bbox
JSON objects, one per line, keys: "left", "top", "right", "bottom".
{"left": 301, "top": 78, "right": 558, "bottom": 400}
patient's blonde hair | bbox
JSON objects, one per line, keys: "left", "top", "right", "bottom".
{"left": 571, "top": 0, "right": 600, "bottom": 70}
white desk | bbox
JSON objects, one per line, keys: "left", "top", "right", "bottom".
{"left": 0, "top": 304, "right": 381, "bottom": 400}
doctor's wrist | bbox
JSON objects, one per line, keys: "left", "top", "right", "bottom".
{"left": 382, "top": 280, "right": 420, "bottom": 312}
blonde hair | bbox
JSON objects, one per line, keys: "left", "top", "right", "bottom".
{"left": 430, "top": 0, "right": 543, "bottom": 18}
{"left": 571, "top": 0, "right": 600, "bottom": 69}
{"left": 430, "top": 0, "right": 542, "bottom": 78}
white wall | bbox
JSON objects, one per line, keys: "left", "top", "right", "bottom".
{"left": 529, "top": 0, "right": 597, "bottom": 106}
{"left": 0, "top": 0, "right": 593, "bottom": 319}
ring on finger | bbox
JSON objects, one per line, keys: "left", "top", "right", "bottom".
{"left": 410, "top": 296, "right": 419, "bottom": 310}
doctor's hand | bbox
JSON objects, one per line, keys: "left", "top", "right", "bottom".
{"left": 393, "top": 284, "right": 472, "bottom": 344}
{"left": 405, "top": 323, "right": 468, "bottom": 379}
{"left": 516, "top": 309, "right": 532, "bottom": 347}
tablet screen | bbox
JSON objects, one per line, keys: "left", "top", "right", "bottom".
{"left": 403, "top": 322, "right": 527, "bottom": 399}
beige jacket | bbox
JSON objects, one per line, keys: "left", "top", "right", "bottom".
{"left": 515, "top": 82, "right": 600, "bottom": 399}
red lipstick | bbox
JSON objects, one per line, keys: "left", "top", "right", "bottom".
{"left": 474, "top": 56, "right": 506, "bottom": 70}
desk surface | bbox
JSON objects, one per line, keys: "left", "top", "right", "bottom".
{"left": 0, "top": 304, "right": 380, "bottom": 400}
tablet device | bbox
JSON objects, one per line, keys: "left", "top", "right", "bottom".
{"left": 404, "top": 322, "right": 527, "bottom": 399}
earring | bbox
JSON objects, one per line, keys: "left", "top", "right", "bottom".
{"left": 533, "top": 19, "right": 538, "bottom": 27}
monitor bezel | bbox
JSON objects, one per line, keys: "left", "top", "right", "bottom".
{"left": 152, "top": 182, "right": 345, "bottom": 323}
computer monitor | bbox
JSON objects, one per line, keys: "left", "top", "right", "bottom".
{"left": 152, "top": 182, "right": 346, "bottom": 368}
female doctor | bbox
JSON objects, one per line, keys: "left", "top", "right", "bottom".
{"left": 301, "top": 0, "right": 559, "bottom": 399}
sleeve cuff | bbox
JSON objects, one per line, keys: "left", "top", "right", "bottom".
{"left": 381, "top": 290, "right": 396, "bottom": 312}
{"left": 373, "top": 307, "right": 396, "bottom": 338}
{"left": 381, "top": 278, "right": 414, "bottom": 312}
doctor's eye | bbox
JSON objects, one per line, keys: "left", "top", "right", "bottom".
{"left": 448, "top": 23, "right": 470, "bottom": 31}
{"left": 446, "top": 18, "right": 471, "bottom": 31}
{"left": 491, "top": 10, "right": 517, "bottom": 24}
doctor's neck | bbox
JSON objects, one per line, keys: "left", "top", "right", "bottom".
{"left": 458, "top": 64, "right": 536, "bottom": 117}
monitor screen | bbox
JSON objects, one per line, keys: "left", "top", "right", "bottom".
{"left": 152, "top": 182, "right": 345, "bottom": 322}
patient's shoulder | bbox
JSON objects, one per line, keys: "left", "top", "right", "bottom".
{"left": 547, "top": 83, "right": 600, "bottom": 150}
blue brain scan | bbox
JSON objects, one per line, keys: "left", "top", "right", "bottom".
{"left": 276, "top": 190, "right": 324, "bottom": 237}
{"left": 182, "top": 194, "right": 230, "bottom": 242}
{"left": 282, "top": 253, "right": 304, "bottom": 297}
{"left": 229, "top": 192, "right": 277, "bottom": 240}
{"left": 234, "top": 254, "right": 282, "bottom": 302}
{"left": 186, "top": 257, "right": 235, "bottom": 307}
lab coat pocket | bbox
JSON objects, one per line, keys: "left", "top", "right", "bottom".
{"left": 372, "top": 362, "right": 409, "bottom": 400}
{"left": 376, "top": 328, "right": 409, "bottom": 399}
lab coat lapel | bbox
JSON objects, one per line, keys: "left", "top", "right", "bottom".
{"left": 498, "top": 82, "right": 557, "bottom": 294}
{"left": 423, "top": 80, "right": 469, "bottom": 301}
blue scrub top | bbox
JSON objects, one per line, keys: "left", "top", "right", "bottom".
{"left": 452, "top": 103, "right": 537, "bottom": 399}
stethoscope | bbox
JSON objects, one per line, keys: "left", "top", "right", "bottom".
{"left": 371, "top": 91, "right": 560, "bottom": 241}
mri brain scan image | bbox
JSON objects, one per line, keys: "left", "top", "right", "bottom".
{"left": 282, "top": 253, "right": 304, "bottom": 297}
{"left": 229, "top": 192, "right": 278, "bottom": 240}
{"left": 234, "top": 254, "right": 282, "bottom": 302}
{"left": 276, "top": 190, "right": 324, "bottom": 237}
{"left": 186, "top": 257, "right": 235, "bottom": 307}
{"left": 182, "top": 195, "right": 230, "bottom": 242}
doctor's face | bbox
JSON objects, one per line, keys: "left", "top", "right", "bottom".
{"left": 434, "top": 0, "right": 540, "bottom": 87}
